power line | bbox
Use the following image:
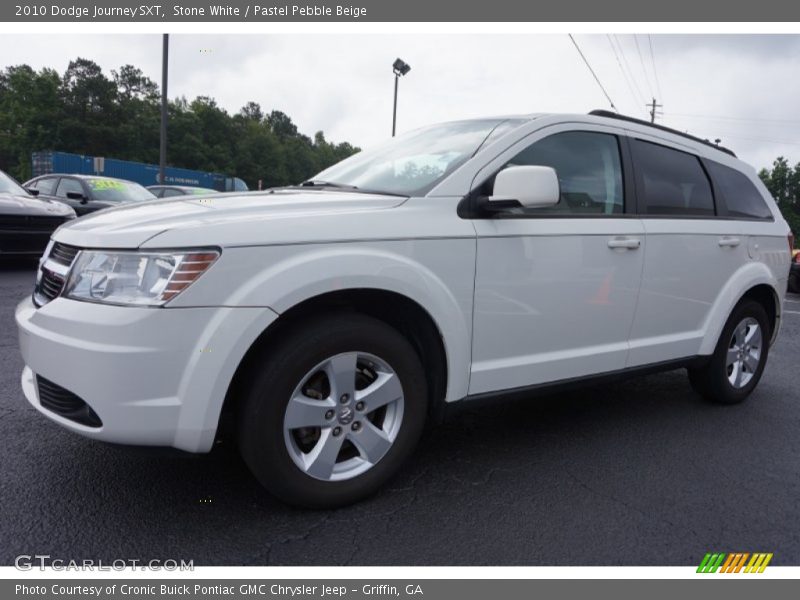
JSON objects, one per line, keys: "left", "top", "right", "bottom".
{"left": 606, "top": 34, "right": 647, "bottom": 118}
{"left": 665, "top": 112, "right": 800, "bottom": 126}
{"left": 568, "top": 34, "right": 617, "bottom": 112}
{"left": 612, "top": 34, "right": 647, "bottom": 108}
{"left": 647, "top": 34, "right": 664, "bottom": 102}
{"left": 633, "top": 34, "right": 655, "bottom": 98}
{"left": 694, "top": 132, "right": 800, "bottom": 148}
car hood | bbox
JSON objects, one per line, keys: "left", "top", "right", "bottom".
{"left": 0, "top": 192, "right": 76, "bottom": 217}
{"left": 52, "top": 190, "right": 407, "bottom": 248}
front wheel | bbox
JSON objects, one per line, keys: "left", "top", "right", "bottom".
{"left": 688, "top": 299, "right": 770, "bottom": 405}
{"left": 238, "top": 314, "right": 428, "bottom": 508}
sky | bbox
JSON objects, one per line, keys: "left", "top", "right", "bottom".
{"left": 1, "top": 33, "right": 799, "bottom": 171}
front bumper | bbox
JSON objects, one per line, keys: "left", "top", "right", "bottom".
{"left": 17, "top": 295, "right": 278, "bottom": 452}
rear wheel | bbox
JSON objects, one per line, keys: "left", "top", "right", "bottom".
{"left": 237, "top": 314, "right": 427, "bottom": 508}
{"left": 688, "top": 299, "right": 770, "bottom": 405}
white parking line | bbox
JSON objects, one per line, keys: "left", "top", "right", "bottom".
{"left": 784, "top": 310, "right": 800, "bottom": 315}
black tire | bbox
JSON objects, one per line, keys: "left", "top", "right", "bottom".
{"left": 237, "top": 313, "right": 428, "bottom": 508}
{"left": 789, "top": 272, "right": 800, "bottom": 294}
{"left": 688, "top": 299, "right": 770, "bottom": 405}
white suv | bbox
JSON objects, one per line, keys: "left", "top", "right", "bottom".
{"left": 16, "top": 112, "right": 791, "bottom": 507}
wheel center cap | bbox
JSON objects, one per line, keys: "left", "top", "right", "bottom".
{"left": 338, "top": 406, "right": 354, "bottom": 425}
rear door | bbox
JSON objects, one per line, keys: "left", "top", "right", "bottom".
{"left": 469, "top": 125, "right": 646, "bottom": 394}
{"left": 625, "top": 136, "right": 749, "bottom": 367}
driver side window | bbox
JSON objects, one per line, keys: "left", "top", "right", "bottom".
{"left": 496, "top": 131, "right": 624, "bottom": 215}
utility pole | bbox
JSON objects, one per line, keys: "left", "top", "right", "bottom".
{"left": 392, "top": 74, "right": 399, "bottom": 137}
{"left": 646, "top": 97, "right": 662, "bottom": 123}
{"left": 159, "top": 34, "right": 169, "bottom": 185}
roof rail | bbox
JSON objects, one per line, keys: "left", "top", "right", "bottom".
{"left": 588, "top": 110, "right": 737, "bottom": 157}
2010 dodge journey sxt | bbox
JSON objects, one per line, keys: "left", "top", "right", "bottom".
{"left": 16, "top": 111, "right": 792, "bottom": 507}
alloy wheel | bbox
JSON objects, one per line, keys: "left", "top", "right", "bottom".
{"left": 726, "top": 317, "right": 762, "bottom": 389}
{"left": 282, "top": 352, "right": 405, "bottom": 481}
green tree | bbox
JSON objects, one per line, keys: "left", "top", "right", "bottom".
{"left": 0, "top": 58, "right": 359, "bottom": 189}
{"left": 758, "top": 157, "right": 800, "bottom": 238}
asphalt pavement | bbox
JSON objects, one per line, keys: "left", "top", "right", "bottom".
{"left": 1, "top": 260, "right": 798, "bottom": 566}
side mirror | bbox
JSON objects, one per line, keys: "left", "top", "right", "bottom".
{"left": 25, "top": 187, "right": 40, "bottom": 196}
{"left": 488, "top": 165, "right": 560, "bottom": 209}
{"left": 66, "top": 192, "right": 88, "bottom": 203}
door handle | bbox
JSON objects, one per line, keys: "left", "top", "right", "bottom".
{"left": 607, "top": 237, "right": 641, "bottom": 250}
{"left": 718, "top": 237, "right": 741, "bottom": 248}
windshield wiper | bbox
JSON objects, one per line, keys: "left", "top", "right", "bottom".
{"left": 300, "top": 180, "right": 357, "bottom": 189}
{"left": 291, "top": 180, "right": 408, "bottom": 197}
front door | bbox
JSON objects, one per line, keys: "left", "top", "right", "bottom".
{"left": 469, "top": 128, "right": 645, "bottom": 395}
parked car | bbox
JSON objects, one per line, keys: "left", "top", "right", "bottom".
{"left": 24, "top": 174, "right": 155, "bottom": 215}
{"left": 16, "top": 111, "right": 791, "bottom": 507}
{"left": 147, "top": 185, "right": 219, "bottom": 198}
{"left": 789, "top": 249, "right": 799, "bottom": 293}
{"left": 0, "top": 169, "right": 75, "bottom": 257}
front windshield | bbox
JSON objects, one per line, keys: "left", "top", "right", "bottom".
{"left": 313, "top": 119, "right": 523, "bottom": 196}
{"left": 86, "top": 178, "right": 156, "bottom": 202}
{"left": 0, "top": 170, "right": 28, "bottom": 195}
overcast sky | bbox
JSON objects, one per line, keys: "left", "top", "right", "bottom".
{"left": 2, "top": 33, "right": 799, "bottom": 171}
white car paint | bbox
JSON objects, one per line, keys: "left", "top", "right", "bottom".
{"left": 16, "top": 113, "right": 791, "bottom": 453}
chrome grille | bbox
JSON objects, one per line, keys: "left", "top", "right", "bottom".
{"left": 49, "top": 242, "right": 80, "bottom": 266}
{"left": 33, "top": 242, "right": 80, "bottom": 307}
{"left": 37, "top": 269, "right": 65, "bottom": 302}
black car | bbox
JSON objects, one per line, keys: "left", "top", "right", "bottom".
{"left": 147, "top": 184, "right": 219, "bottom": 197}
{"left": 24, "top": 174, "right": 156, "bottom": 216}
{"left": 790, "top": 250, "right": 800, "bottom": 293}
{"left": 0, "top": 169, "right": 76, "bottom": 257}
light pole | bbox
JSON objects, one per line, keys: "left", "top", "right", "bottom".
{"left": 391, "top": 58, "right": 410, "bottom": 137}
{"left": 159, "top": 34, "right": 169, "bottom": 185}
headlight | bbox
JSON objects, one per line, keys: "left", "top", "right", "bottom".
{"left": 64, "top": 249, "right": 219, "bottom": 306}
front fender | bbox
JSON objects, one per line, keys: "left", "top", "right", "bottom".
{"left": 698, "top": 261, "right": 782, "bottom": 355}
{"left": 173, "top": 241, "right": 477, "bottom": 402}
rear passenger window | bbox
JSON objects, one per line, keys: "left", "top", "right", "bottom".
{"left": 633, "top": 140, "right": 715, "bottom": 217}
{"left": 706, "top": 161, "right": 773, "bottom": 220}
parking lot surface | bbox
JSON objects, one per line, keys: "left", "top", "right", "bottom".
{"left": 1, "top": 261, "right": 798, "bottom": 566}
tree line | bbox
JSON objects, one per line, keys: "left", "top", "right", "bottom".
{"left": 0, "top": 58, "right": 359, "bottom": 188}
{"left": 758, "top": 158, "right": 800, "bottom": 237}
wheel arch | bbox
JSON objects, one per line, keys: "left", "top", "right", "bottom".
{"left": 699, "top": 263, "right": 783, "bottom": 355}
{"left": 218, "top": 288, "right": 454, "bottom": 438}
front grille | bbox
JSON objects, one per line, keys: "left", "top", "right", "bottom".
{"left": 0, "top": 215, "right": 68, "bottom": 231}
{"left": 36, "top": 268, "right": 66, "bottom": 304}
{"left": 49, "top": 242, "right": 80, "bottom": 266}
{"left": 36, "top": 376, "right": 102, "bottom": 428}
{"left": 33, "top": 242, "right": 81, "bottom": 307}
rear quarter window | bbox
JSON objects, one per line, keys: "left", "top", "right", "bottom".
{"left": 706, "top": 161, "right": 773, "bottom": 220}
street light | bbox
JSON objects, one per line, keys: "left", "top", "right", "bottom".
{"left": 159, "top": 34, "right": 169, "bottom": 185}
{"left": 391, "top": 58, "right": 411, "bottom": 137}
